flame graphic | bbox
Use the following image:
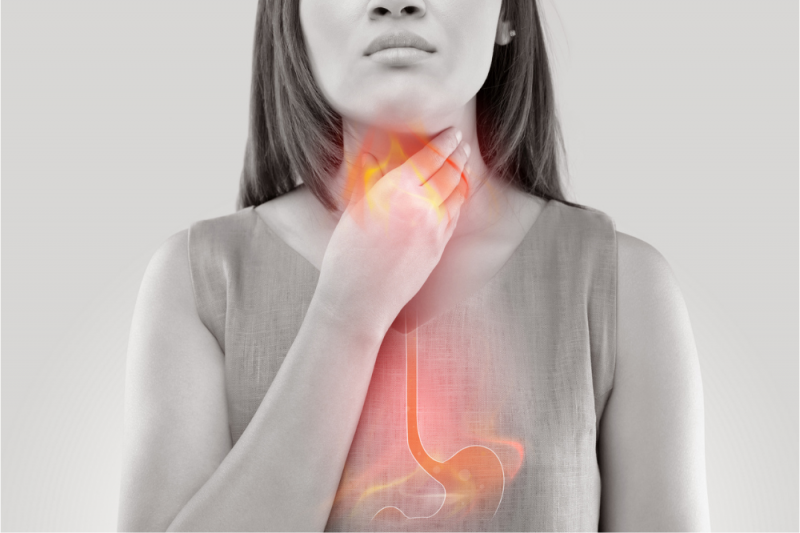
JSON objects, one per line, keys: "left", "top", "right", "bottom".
{"left": 340, "top": 125, "right": 471, "bottom": 233}
{"left": 326, "top": 124, "right": 526, "bottom": 525}
{"left": 370, "top": 309, "right": 506, "bottom": 523}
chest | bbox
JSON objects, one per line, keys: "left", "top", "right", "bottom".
{"left": 320, "top": 307, "right": 600, "bottom": 531}
{"left": 256, "top": 188, "right": 546, "bottom": 335}
{"left": 220, "top": 199, "right": 610, "bottom": 530}
{"left": 223, "top": 280, "right": 600, "bottom": 528}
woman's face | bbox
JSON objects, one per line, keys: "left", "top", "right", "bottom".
{"left": 299, "top": 0, "right": 504, "bottom": 131}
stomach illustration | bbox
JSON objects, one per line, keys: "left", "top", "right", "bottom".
{"left": 371, "top": 308, "right": 505, "bottom": 523}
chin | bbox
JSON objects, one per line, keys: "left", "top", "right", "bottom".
{"left": 345, "top": 99, "right": 458, "bottom": 133}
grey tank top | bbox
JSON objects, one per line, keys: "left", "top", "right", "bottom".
{"left": 187, "top": 197, "right": 617, "bottom": 531}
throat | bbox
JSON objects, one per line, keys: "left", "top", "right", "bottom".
{"left": 388, "top": 192, "right": 546, "bottom": 335}
{"left": 271, "top": 184, "right": 547, "bottom": 336}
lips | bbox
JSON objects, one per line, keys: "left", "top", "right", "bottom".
{"left": 364, "top": 31, "right": 436, "bottom": 56}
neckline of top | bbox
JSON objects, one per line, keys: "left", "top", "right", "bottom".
{"left": 250, "top": 197, "right": 558, "bottom": 334}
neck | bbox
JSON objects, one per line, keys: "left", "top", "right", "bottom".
{"left": 323, "top": 97, "right": 516, "bottom": 241}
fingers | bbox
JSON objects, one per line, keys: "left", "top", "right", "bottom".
{"left": 358, "top": 128, "right": 469, "bottom": 226}
{"left": 361, "top": 152, "right": 383, "bottom": 188}
{"left": 345, "top": 152, "right": 383, "bottom": 205}
{"left": 420, "top": 140, "right": 470, "bottom": 208}
{"left": 400, "top": 127, "right": 462, "bottom": 187}
{"left": 438, "top": 173, "right": 468, "bottom": 226}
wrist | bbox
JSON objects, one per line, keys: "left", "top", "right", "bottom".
{"left": 306, "top": 294, "right": 389, "bottom": 352}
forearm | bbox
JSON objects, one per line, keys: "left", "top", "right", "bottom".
{"left": 167, "top": 296, "right": 386, "bottom": 532}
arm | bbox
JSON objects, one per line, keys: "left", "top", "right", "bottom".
{"left": 598, "top": 231, "right": 711, "bottom": 531}
{"left": 117, "top": 229, "right": 386, "bottom": 532}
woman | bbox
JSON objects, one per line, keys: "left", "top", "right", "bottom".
{"left": 118, "top": 0, "right": 711, "bottom": 531}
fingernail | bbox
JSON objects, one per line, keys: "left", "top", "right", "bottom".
{"left": 464, "top": 143, "right": 471, "bottom": 158}
{"left": 455, "top": 130, "right": 463, "bottom": 144}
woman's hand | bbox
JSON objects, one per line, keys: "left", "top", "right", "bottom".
{"left": 314, "top": 127, "right": 470, "bottom": 334}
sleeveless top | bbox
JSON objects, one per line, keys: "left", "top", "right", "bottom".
{"left": 187, "top": 197, "right": 618, "bottom": 532}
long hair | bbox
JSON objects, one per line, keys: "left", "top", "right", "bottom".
{"left": 237, "top": 0, "right": 587, "bottom": 212}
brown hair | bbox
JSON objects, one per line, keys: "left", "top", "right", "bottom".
{"left": 237, "top": 0, "right": 588, "bottom": 212}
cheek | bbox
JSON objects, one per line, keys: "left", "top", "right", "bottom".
{"left": 437, "top": 12, "right": 500, "bottom": 102}
{"left": 299, "top": 1, "right": 359, "bottom": 102}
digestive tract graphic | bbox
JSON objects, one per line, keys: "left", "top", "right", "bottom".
{"left": 371, "top": 307, "right": 506, "bottom": 523}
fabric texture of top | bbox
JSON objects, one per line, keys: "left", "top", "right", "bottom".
{"left": 187, "top": 197, "right": 618, "bottom": 532}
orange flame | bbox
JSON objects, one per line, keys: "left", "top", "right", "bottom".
{"left": 328, "top": 125, "right": 525, "bottom": 524}
{"left": 340, "top": 126, "right": 471, "bottom": 232}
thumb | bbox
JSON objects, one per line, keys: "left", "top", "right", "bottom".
{"left": 344, "top": 152, "right": 382, "bottom": 209}
{"left": 351, "top": 152, "right": 382, "bottom": 200}
{"left": 360, "top": 152, "right": 383, "bottom": 188}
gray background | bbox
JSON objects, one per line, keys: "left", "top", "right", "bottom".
{"left": 2, "top": 1, "right": 797, "bottom": 530}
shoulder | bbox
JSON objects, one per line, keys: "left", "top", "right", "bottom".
{"left": 128, "top": 230, "right": 203, "bottom": 376}
{"left": 614, "top": 230, "right": 695, "bottom": 375}
{"left": 599, "top": 230, "right": 710, "bottom": 530}
{"left": 551, "top": 200, "right": 616, "bottom": 233}
{"left": 614, "top": 230, "right": 693, "bottom": 378}
{"left": 546, "top": 201, "right": 618, "bottom": 264}
{"left": 189, "top": 207, "right": 257, "bottom": 245}
{"left": 616, "top": 231, "right": 674, "bottom": 291}
{"left": 139, "top": 229, "right": 195, "bottom": 320}
{"left": 144, "top": 211, "right": 251, "bottom": 331}
{"left": 185, "top": 207, "right": 263, "bottom": 276}
{"left": 138, "top": 224, "right": 231, "bottom": 354}
{"left": 121, "top": 228, "right": 230, "bottom": 530}
{"left": 145, "top": 229, "right": 190, "bottom": 292}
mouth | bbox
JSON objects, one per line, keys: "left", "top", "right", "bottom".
{"left": 364, "top": 31, "right": 436, "bottom": 56}
{"left": 367, "top": 47, "right": 433, "bottom": 66}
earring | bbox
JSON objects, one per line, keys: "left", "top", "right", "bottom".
{"left": 509, "top": 30, "right": 516, "bottom": 37}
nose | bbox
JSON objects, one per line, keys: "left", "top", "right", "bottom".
{"left": 367, "top": 0, "right": 426, "bottom": 19}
